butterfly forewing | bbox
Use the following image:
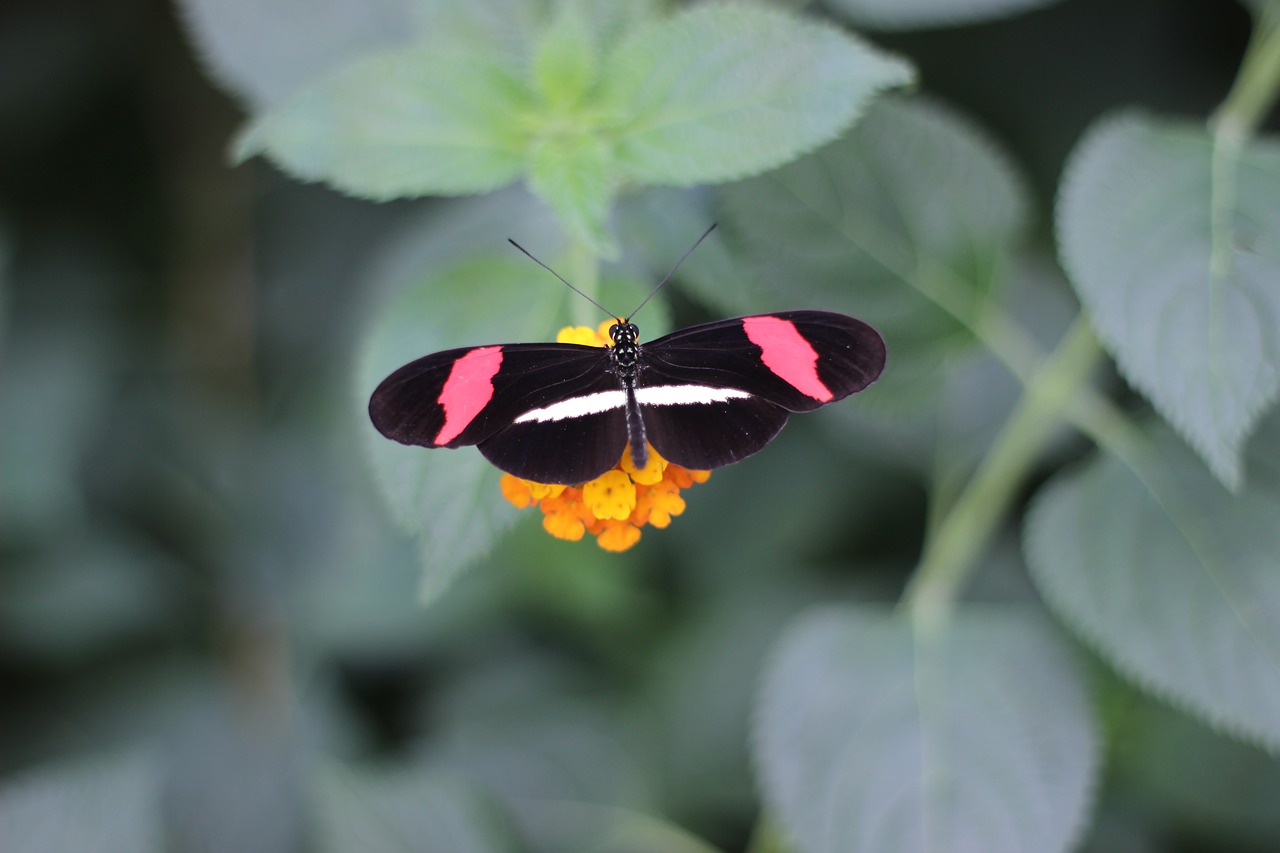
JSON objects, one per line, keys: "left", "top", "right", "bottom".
{"left": 369, "top": 343, "right": 615, "bottom": 450}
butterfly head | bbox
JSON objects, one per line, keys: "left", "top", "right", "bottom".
{"left": 609, "top": 321, "right": 639, "bottom": 348}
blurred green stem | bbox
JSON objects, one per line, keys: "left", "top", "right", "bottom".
{"left": 566, "top": 236, "right": 602, "bottom": 327}
{"left": 903, "top": 318, "right": 1103, "bottom": 624}
{"left": 1211, "top": 2, "right": 1280, "bottom": 142}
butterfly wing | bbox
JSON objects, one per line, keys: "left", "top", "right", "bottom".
{"left": 369, "top": 342, "right": 628, "bottom": 484}
{"left": 636, "top": 311, "right": 885, "bottom": 470}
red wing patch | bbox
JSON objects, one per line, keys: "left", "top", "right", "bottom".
{"left": 435, "top": 346, "right": 503, "bottom": 444}
{"left": 742, "top": 315, "right": 833, "bottom": 402}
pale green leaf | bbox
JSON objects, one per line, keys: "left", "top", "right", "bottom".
{"left": 532, "top": 2, "right": 597, "bottom": 109}
{"left": 598, "top": 4, "right": 914, "bottom": 185}
{"left": 176, "top": 0, "right": 423, "bottom": 107}
{"left": 0, "top": 750, "right": 161, "bottom": 853}
{"left": 825, "top": 0, "right": 1064, "bottom": 31}
{"left": 314, "top": 763, "right": 517, "bottom": 853}
{"left": 237, "top": 47, "right": 534, "bottom": 199}
{"left": 1025, "top": 424, "right": 1280, "bottom": 751}
{"left": 719, "top": 96, "right": 1031, "bottom": 411}
{"left": 1057, "top": 112, "right": 1280, "bottom": 489}
{"left": 755, "top": 605, "right": 1097, "bottom": 853}
{"left": 527, "top": 131, "right": 617, "bottom": 256}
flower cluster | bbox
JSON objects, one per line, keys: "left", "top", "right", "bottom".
{"left": 497, "top": 322, "right": 711, "bottom": 552}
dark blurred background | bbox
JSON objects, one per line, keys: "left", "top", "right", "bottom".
{"left": 0, "top": 0, "right": 1266, "bottom": 851}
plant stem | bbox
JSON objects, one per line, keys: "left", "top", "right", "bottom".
{"left": 902, "top": 318, "right": 1104, "bottom": 625}
{"left": 1212, "top": 3, "right": 1280, "bottom": 142}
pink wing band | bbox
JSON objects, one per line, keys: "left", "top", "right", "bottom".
{"left": 434, "top": 346, "right": 504, "bottom": 445}
{"left": 742, "top": 316, "right": 833, "bottom": 402}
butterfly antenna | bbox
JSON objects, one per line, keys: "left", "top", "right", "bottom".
{"left": 627, "top": 222, "right": 717, "bottom": 321}
{"left": 507, "top": 239, "right": 616, "bottom": 320}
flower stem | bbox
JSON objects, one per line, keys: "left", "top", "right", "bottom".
{"left": 902, "top": 317, "right": 1104, "bottom": 626}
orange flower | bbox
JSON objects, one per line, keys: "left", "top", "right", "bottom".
{"left": 499, "top": 443, "right": 708, "bottom": 551}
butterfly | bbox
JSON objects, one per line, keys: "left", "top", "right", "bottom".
{"left": 368, "top": 229, "right": 886, "bottom": 485}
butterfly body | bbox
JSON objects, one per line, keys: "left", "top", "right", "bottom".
{"left": 369, "top": 310, "right": 886, "bottom": 485}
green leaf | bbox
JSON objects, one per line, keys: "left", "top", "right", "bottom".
{"left": 532, "top": 2, "right": 597, "bottom": 109}
{"left": 175, "top": 0, "right": 422, "bottom": 106}
{"left": 597, "top": 4, "right": 914, "bottom": 186}
{"left": 236, "top": 46, "right": 534, "bottom": 198}
{"left": 314, "top": 763, "right": 518, "bottom": 853}
{"left": 755, "top": 605, "right": 1097, "bottom": 853}
{"left": 1024, "top": 417, "right": 1280, "bottom": 742}
{"left": 718, "top": 96, "right": 1031, "bottom": 410}
{"left": 1057, "top": 112, "right": 1280, "bottom": 489}
{"left": 0, "top": 750, "right": 162, "bottom": 853}
{"left": 527, "top": 130, "right": 617, "bottom": 255}
{"left": 824, "top": 0, "right": 1065, "bottom": 31}
{"left": 1025, "top": 424, "right": 1280, "bottom": 752}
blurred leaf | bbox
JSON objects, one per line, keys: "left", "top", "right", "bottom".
{"left": 0, "top": 317, "right": 112, "bottom": 533}
{"left": 0, "top": 749, "right": 162, "bottom": 853}
{"left": 1057, "top": 111, "right": 1280, "bottom": 489}
{"left": 824, "top": 0, "right": 1064, "bottom": 31}
{"left": 162, "top": 690, "right": 307, "bottom": 853}
{"left": 718, "top": 96, "right": 1031, "bottom": 410}
{"left": 426, "top": 668, "right": 652, "bottom": 816}
{"left": 614, "top": 187, "right": 765, "bottom": 316}
{"left": 527, "top": 130, "right": 616, "bottom": 255}
{"left": 833, "top": 253, "right": 1079, "bottom": 477}
{"left": 0, "top": 526, "right": 176, "bottom": 661}
{"left": 314, "top": 762, "right": 519, "bottom": 853}
{"left": 598, "top": 5, "right": 914, "bottom": 186}
{"left": 176, "top": 0, "right": 423, "bottom": 107}
{"left": 516, "top": 802, "right": 722, "bottom": 853}
{"left": 641, "top": 575, "right": 841, "bottom": 815}
{"left": 1110, "top": 695, "right": 1280, "bottom": 844}
{"left": 755, "top": 605, "right": 1096, "bottom": 853}
{"left": 531, "top": 2, "right": 597, "bottom": 110}
{"left": 237, "top": 46, "right": 533, "bottom": 199}
{"left": 1025, "top": 423, "right": 1280, "bottom": 752}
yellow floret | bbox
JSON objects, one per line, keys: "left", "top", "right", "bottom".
{"left": 583, "top": 470, "right": 637, "bottom": 520}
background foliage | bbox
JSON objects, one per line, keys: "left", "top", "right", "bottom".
{"left": 2, "top": 0, "right": 1278, "bottom": 851}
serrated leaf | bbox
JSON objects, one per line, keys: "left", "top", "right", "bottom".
{"left": 598, "top": 4, "right": 914, "bottom": 186}
{"left": 237, "top": 46, "right": 534, "bottom": 199}
{"left": 1025, "top": 424, "right": 1280, "bottom": 752}
{"left": 0, "top": 749, "right": 162, "bottom": 853}
{"left": 718, "top": 96, "right": 1031, "bottom": 409}
{"left": 314, "top": 763, "right": 518, "bottom": 853}
{"left": 825, "top": 0, "right": 1064, "bottom": 31}
{"left": 755, "top": 605, "right": 1096, "bottom": 853}
{"left": 1057, "top": 112, "right": 1280, "bottom": 489}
